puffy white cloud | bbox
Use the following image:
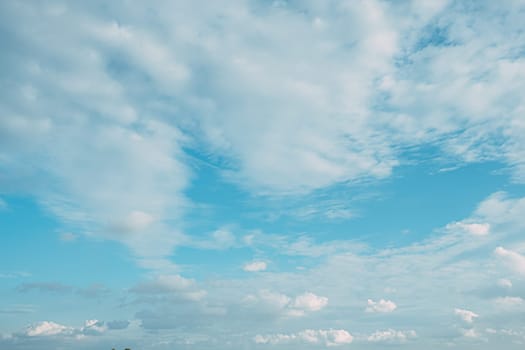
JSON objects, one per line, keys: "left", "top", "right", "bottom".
{"left": 23, "top": 320, "right": 107, "bottom": 338}
{"left": 255, "top": 329, "right": 353, "bottom": 347}
{"left": 243, "top": 290, "right": 328, "bottom": 317}
{"left": 367, "top": 329, "right": 417, "bottom": 343}
{"left": 290, "top": 292, "right": 329, "bottom": 312}
{"left": 495, "top": 247, "right": 525, "bottom": 276}
{"left": 366, "top": 299, "right": 397, "bottom": 313}
{"left": 25, "top": 321, "right": 72, "bottom": 337}
{"left": 454, "top": 308, "right": 479, "bottom": 323}
{"left": 243, "top": 261, "right": 267, "bottom": 272}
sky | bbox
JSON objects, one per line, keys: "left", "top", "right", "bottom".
{"left": 1, "top": 0, "right": 525, "bottom": 349}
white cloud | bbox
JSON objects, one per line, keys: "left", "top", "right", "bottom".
{"left": 22, "top": 319, "right": 108, "bottom": 338}
{"left": 446, "top": 222, "right": 490, "bottom": 236}
{"left": 255, "top": 329, "right": 353, "bottom": 347}
{"left": 366, "top": 299, "right": 397, "bottom": 313}
{"left": 243, "top": 290, "right": 328, "bottom": 317}
{"left": 25, "top": 321, "right": 72, "bottom": 337}
{"left": 495, "top": 247, "right": 525, "bottom": 276}
{"left": 454, "top": 308, "right": 479, "bottom": 323}
{"left": 289, "top": 292, "right": 329, "bottom": 315}
{"left": 243, "top": 261, "right": 267, "bottom": 272}
{"left": 462, "top": 328, "right": 480, "bottom": 338}
{"left": 131, "top": 275, "right": 206, "bottom": 301}
{"left": 494, "top": 296, "right": 524, "bottom": 307}
{"left": 367, "top": 329, "right": 417, "bottom": 343}
{"left": 497, "top": 278, "right": 512, "bottom": 288}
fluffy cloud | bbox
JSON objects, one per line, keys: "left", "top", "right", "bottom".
{"left": 367, "top": 329, "right": 417, "bottom": 343}
{"left": 455, "top": 308, "right": 479, "bottom": 323}
{"left": 255, "top": 329, "right": 353, "bottom": 347}
{"left": 243, "top": 290, "right": 328, "bottom": 317}
{"left": 25, "top": 321, "right": 72, "bottom": 337}
{"left": 22, "top": 320, "right": 107, "bottom": 338}
{"left": 495, "top": 247, "right": 525, "bottom": 276}
{"left": 243, "top": 261, "right": 267, "bottom": 272}
{"left": 365, "top": 299, "right": 397, "bottom": 313}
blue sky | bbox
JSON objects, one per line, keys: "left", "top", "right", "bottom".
{"left": 1, "top": 0, "right": 525, "bottom": 349}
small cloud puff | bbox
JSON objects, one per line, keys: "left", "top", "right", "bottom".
{"left": 23, "top": 319, "right": 107, "bottom": 338}
{"left": 367, "top": 329, "right": 416, "bottom": 343}
{"left": 243, "top": 290, "right": 328, "bottom": 317}
{"left": 243, "top": 261, "right": 267, "bottom": 272}
{"left": 495, "top": 247, "right": 525, "bottom": 276}
{"left": 454, "top": 308, "right": 479, "bottom": 323}
{"left": 366, "top": 299, "right": 397, "bottom": 313}
{"left": 255, "top": 329, "right": 353, "bottom": 347}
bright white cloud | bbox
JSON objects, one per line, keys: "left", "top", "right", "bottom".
{"left": 495, "top": 247, "right": 525, "bottom": 276}
{"left": 366, "top": 299, "right": 397, "bottom": 313}
{"left": 255, "top": 329, "right": 353, "bottom": 347}
{"left": 455, "top": 308, "right": 479, "bottom": 323}
{"left": 243, "top": 261, "right": 267, "bottom": 272}
{"left": 291, "top": 292, "right": 328, "bottom": 312}
{"left": 25, "top": 321, "right": 72, "bottom": 337}
{"left": 367, "top": 329, "right": 417, "bottom": 343}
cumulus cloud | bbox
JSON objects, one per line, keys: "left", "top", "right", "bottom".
{"left": 243, "top": 290, "right": 328, "bottom": 317}
{"left": 495, "top": 247, "right": 525, "bottom": 276}
{"left": 367, "top": 329, "right": 417, "bottom": 343}
{"left": 366, "top": 299, "right": 397, "bottom": 313}
{"left": 243, "top": 261, "right": 267, "bottom": 272}
{"left": 254, "top": 329, "right": 353, "bottom": 347}
{"left": 25, "top": 321, "right": 72, "bottom": 337}
{"left": 455, "top": 308, "right": 479, "bottom": 323}
{"left": 21, "top": 320, "right": 107, "bottom": 338}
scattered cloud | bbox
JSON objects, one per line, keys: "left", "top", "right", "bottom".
{"left": 367, "top": 329, "right": 417, "bottom": 343}
{"left": 243, "top": 290, "right": 328, "bottom": 317}
{"left": 455, "top": 308, "right": 479, "bottom": 323}
{"left": 447, "top": 222, "right": 490, "bottom": 236}
{"left": 366, "top": 299, "right": 397, "bottom": 313}
{"left": 243, "top": 261, "right": 267, "bottom": 272}
{"left": 495, "top": 247, "right": 525, "bottom": 276}
{"left": 131, "top": 275, "right": 206, "bottom": 302}
{"left": 255, "top": 329, "right": 353, "bottom": 347}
